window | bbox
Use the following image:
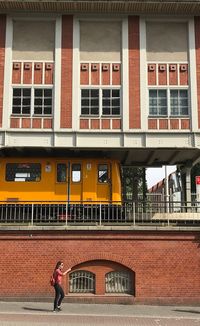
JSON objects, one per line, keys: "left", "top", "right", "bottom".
{"left": 34, "top": 89, "right": 52, "bottom": 115}
{"left": 81, "top": 88, "right": 120, "bottom": 116}
{"left": 6, "top": 163, "right": 41, "bottom": 182}
{"left": 98, "top": 164, "right": 108, "bottom": 183}
{"left": 102, "top": 89, "right": 120, "bottom": 115}
{"left": 69, "top": 271, "right": 95, "bottom": 293}
{"left": 12, "top": 87, "right": 53, "bottom": 116}
{"left": 170, "top": 89, "right": 188, "bottom": 116}
{"left": 12, "top": 88, "right": 31, "bottom": 115}
{"left": 149, "top": 89, "right": 167, "bottom": 116}
{"left": 81, "top": 89, "right": 99, "bottom": 115}
{"left": 57, "top": 163, "right": 67, "bottom": 182}
{"left": 105, "top": 271, "right": 132, "bottom": 294}
{"left": 149, "top": 89, "right": 189, "bottom": 116}
{"left": 72, "top": 164, "right": 81, "bottom": 182}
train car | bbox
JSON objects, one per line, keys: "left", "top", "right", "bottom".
{"left": 0, "top": 157, "right": 121, "bottom": 203}
{"left": 0, "top": 157, "right": 122, "bottom": 223}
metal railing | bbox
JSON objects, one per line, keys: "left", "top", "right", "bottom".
{"left": 0, "top": 200, "right": 200, "bottom": 227}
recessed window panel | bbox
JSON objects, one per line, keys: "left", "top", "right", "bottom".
{"left": 6, "top": 163, "right": 41, "bottom": 182}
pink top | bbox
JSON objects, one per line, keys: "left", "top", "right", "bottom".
{"left": 54, "top": 268, "right": 63, "bottom": 285}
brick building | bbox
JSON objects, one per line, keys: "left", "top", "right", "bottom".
{"left": 0, "top": 0, "right": 199, "bottom": 304}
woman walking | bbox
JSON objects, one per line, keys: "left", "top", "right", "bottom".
{"left": 53, "top": 261, "right": 71, "bottom": 312}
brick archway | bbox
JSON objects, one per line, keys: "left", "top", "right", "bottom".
{"left": 69, "top": 253, "right": 135, "bottom": 271}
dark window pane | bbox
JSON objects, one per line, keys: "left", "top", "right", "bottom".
{"left": 82, "top": 99, "right": 89, "bottom": 106}
{"left": 23, "top": 89, "right": 31, "bottom": 96}
{"left": 22, "top": 106, "right": 31, "bottom": 114}
{"left": 34, "top": 107, "right": 42, "bottom": 115}
{"left": 103, "top": 107, "right": 110, "bottom": 115}
{"left": 35, "top": 98, "right": 42, "bottom": 106}
{"left": 57, "top": 163, "right": 67, "bottom": 182}
{"left": 13, "top": 88, "right": 21, "bottom": 96}
{"left": 91, "top": 89, "right": 99, "bottom": 97}
{"left": 91, "top": 107, "right": 99, "bottom": 115}
{"left": 112, "top": 89, "right": 120, "bottom": 97}
{"left": 44, "top": 89, "right": 52, "bottom": 97}
{"left": 112, "top": 107, "right": 120, "bottom": 115}
{"left": 91, "top": 99, "right": 99, "bottom": 106}
{"left": 103, "top": 90, "right": 110, "bottom": 98}
{"left": 12, "top": 106, "right": 21, "bottom": 114}
{"left": 35, "top": 89, "right": 43, "bottom": 97}
{"left": 44, "top": 99, "right": 52, "bottom": 106}
{"left": 81, "top": 107, "right": 89, "bottom": 115}
{"left": 13, "top": 98, "right": 21, "bottom": 106}
{"left": 82, "top": 89, "right": 89, "bottom": 97}
{"left": 44, "top": 107, "right": 52, "bottom": 115}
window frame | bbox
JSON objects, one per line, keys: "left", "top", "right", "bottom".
{"left": 98, "top": 164, "right": 109, "bottom": 184}
{"left": 148, "top": 87, "right": 189, "bottom": 118}
{"left": 105, "top": 271, "right": 133, "bottom": 294}
{"left": 5, "top": 163, "right": 41, "bottom": 182}
{"left": 80, "top": 86, "right": 121, "bottom": 117}
{"left": 71, "top": 163, "right": 82, "bottom": 183}
{"left": 69, "top": 270, "right": 95, "bottom": 293}
{"left": 12, "top": 86, "right": 53, "bottom": 117}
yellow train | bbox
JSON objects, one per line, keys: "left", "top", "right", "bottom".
{"left": 0, "top": 158, "right": 122, "bottom": 203}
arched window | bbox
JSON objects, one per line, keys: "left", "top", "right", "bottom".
{"left": 69, "top": 270, "right": 95, "bottom": 293}
{"left": 105, "top": 271, "right": 132, "bottom": 294}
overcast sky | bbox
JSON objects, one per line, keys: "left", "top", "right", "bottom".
{"left": 146, "top": 166, "right": 176, "bottom": 189}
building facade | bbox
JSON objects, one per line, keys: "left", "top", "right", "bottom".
{"left": 0, "top": 0, "right": 200, "bottom": 304}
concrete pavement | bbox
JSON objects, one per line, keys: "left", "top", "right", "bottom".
{"left": 0, "top": 301, "right": 200, "bottom": 325}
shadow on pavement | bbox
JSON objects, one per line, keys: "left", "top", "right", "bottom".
{"left": 173, "top": 309, "right": 200, "bottom": 314}
{"left": 23, "top": 307, "right": 52, "bottom": 312}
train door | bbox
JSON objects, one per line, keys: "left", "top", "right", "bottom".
{"left": 96, "top": 163, "right": 112, "bottom": 202}
{"left": 70, "top": 163, "right": 82, "bottom": 202}
{"left": 55, "top": 162, "right": 69, "bottom": 201}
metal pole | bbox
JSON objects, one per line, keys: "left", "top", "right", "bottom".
{"left": 165, "top": 166, "right": 169, "bottom": 213}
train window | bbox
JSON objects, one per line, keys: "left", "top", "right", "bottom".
{"left": 6, "top": 163, "right": 41, "bottom": 182}
{"left": 98, "top": 164, "right": 108, "bottom": 183}
{"left": 72, "top": 164, "right": 81, "bottom": 182}
{"left": 57, "top": 164, "right": 67, "bottom": 182}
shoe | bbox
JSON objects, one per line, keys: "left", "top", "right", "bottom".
{"left": 53, "top": 310, "right": 57, "bottom": 313}
{"left": 57, "top": 306, "right": 62, "bottom": 311}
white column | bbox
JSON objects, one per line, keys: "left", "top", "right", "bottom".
{"left": 140, "top": 18, "right": 148, "bottom": 131}
{"left": 188, "top": 18, "right": 198, "bottom": 132}
{"left": 2, "top": 16, "right": 13, "bottom": 141}
{"left": 54, "top": 16, "right": 62, "bottom": 135}
{"left": 122, "top": 18, "right": 129, "bottom": 132}
{"left": 72, "top": 17, "right": 80, "bottom": 131}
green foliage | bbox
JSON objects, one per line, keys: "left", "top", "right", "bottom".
{"left": 121, "top": 166, "right": 147, "bottom": 201}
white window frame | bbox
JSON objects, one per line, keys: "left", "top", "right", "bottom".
{"left": 12, "top": 85, "right": 53, "bottom": 117}
{"left": 148, "top": 87, "right": 190, "bottom": 117}
{"left": 80, "top": 86, "right": 121, "bottom": 118}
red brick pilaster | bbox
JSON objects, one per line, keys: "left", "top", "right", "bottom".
{"left": 0, "top": 15, "right": 6, "bottom": 128}
{"left": 195, "top": 17, "right": 200, "bottom": 128}
{"left": 61, "top": 15, "right": 73, "bottom": 128}
{"left": 128, "top": 16, "right": 140, "bottom": 129}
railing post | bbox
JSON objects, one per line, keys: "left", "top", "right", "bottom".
{"left": 66, "top": 203, "right": 68, "bottom": 226}
{"left": 133, "top": 202, "right": 135, "bottom": 226}
{"left": 31, "top": 203, "right": 34, "bottom": 226}
{"left": 99, "top": 203, "right": 102, "bottom": 226}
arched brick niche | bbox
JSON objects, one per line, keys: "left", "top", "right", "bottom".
{"left": 66, "top": 259, "right": 135, "bottom": 296}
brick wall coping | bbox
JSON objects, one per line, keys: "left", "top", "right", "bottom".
{"left": 0, "top": 225, "right": 200, "bottom": 232}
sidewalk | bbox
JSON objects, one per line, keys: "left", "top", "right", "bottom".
{"left": 0, "top": 301, "right": 200, "bottom": 319}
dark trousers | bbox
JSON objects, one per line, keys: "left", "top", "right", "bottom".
{"left": 54, "top": 283, "right": 64, "bottom": 310}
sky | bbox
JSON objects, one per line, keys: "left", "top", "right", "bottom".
{"left": 146, "top": 166, "right": 176, "bottom": 189}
